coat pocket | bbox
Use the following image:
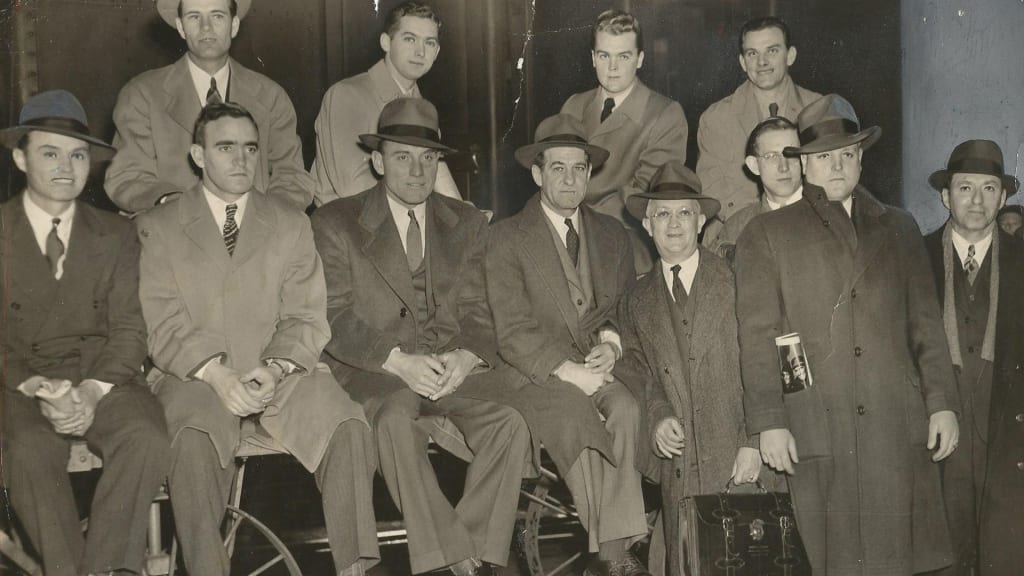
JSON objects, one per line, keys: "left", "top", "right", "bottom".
{"left": 782, "top": 385, "right": 832, "bottom": 458}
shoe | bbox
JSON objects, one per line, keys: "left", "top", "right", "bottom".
{"left": 444, "top": 557, "right": 498, "bottom": 576}
{"left": 582, "top": 558, "right": 613, "bottom": 576}
{"left": 475, "top": 562, "right": 500, "bottom": 575}
{"left": 614, "top": 551, "right": 652, "bottom": 576}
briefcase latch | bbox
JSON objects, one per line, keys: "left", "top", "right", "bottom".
{"left": 749, "top": 518, "right": 765, "bottom": 542}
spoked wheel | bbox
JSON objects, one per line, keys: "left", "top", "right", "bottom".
{"left": 515, "top": 468, "right": 587, "bottom": 576}
{"left": 223, "top": 505, "right": 302, "bottom": 576}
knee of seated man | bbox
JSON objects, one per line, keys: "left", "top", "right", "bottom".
{"left": 372, "top": 391, "right": 423, "bottom": 431}
{"left": 601, "top": 388, "right": 641, "bottom": 432}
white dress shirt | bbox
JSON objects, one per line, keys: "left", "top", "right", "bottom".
{"left": 951, "top": 228, "right": 993, "bottom": 267}
{"left": 203, "top": 186, "right": 250, "bottom": 229}
{"left": 23, "top": 193, "right": 74, "bottom": 280}
{"left": 187, "top": 57, "right": 230, "bottom": 105}
{"left": 540, "top": 201, "right": 580, "bottom": 248}
{"left": 386, "top": 194, "right": 427, "bottom": 255}
{"left": 661, "top": 249, "right": 700, "bottom": 299}
{"left": 766, "top": 186, "right": 803, "bottom": 211}
{"left": 600, "top": 79, "right": 637, "bottom": 109}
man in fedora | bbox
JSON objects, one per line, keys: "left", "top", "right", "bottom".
{"left": 136, "top": 101, "right": 377, "bottom": 576}
{"left": 106, "top": 0, "right": 314, "bottom": 212}
{"left": 311, "top": 97, "right": 530, "bottom": 576}
{"left": 0, "top": 90, "right": 170, "bottom": 576}
{"left": 734, "top": 93, "right": 960, "bottom": 575}
{"left": 310, "top": 1, "right": 462, "bottom": 206}
{"left": 996, "top": 204, "right": 1023, "bottom": 237}
{"left": 616, "top": 161, "right": 762, "bottom": 575}
{"left": 486, "top": 113, "right": 650, "bottom": 576}
{"left": 922, "top": 139, "right": 1024, "bottom": 575}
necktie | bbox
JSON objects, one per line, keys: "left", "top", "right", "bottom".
{"left": 600, "top": 97, "right": 615, "bottom": 123}
{"left": 671, "top": 264, "right": 687, "bottom": 311}
{"left": 406, "top": 210, "right": 423, "bottom": 271}
{"left": 223, "top": 203, "right": 239, "bottom": 256}
{"left": 565, "top": 218, "right": 580, "bottom": 268}
{"left": 45, "top": 217, "right": 64, "bottom": 277}
{"left": 964, "top": 244, "right": 979, "bottom": 285}
{"left": 206, "top": 77, "right": 223, "bottom": 105}
{"left": 768, "top": 102, "right": 779, "bottom": 117}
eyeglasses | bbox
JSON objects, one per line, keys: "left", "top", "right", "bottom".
{"left": 649, "top": 208, "right": 696, "bottom": 222}
{"left": 756, "top": 151, "right": 787, "bottom": 162}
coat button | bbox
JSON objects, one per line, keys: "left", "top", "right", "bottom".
{"left": 31, "top": 343, "right": 41, "bottom": 352}
{"left": 663, "top": 367, "right": 670, "bottom": 374}
{"left": 577, "top": 298, "right": 583, "bottom": 306}
{"left": 857, "top": 405, "right": 866, "bottom": 415}
{"left": 854, "top": 346, "right": 863, "bottom": 357}
{"left": 682, "top": 319, "right": 688, "bottom": 325}
{"left": 851, "top": 289, "right": 857, "bottom": 299}
{"left": 399, "top": 308, "right": 407, "bottom": 318}
{"left": 823, "top": 220, "right": 831, "bottom": 227}
{"left": 1017, "top": 462, "right": 1024, "bottom": 471}
{"left": 1015, "top": 413, "right": 1023, "bottom": 423}
{"left": 968, "top": 346, "right": 975, "bottom": 354}
{"left": 675, "top": 469, "right": 682, "bottom": 478}
{"left": 10, "top": 302, "right": 20, "bottom": 310}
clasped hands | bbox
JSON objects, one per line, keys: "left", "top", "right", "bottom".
{"left": 205, "top": 361, "right": 282, "bottom": 417}
{"left": 384, "top": 348, "right": 483, "bottom": 400}
{"left": 553, "top": 341, "right": 619, "bottom": 396}
{"left": 32, "top": 378, "right": 104, "bottom": 437}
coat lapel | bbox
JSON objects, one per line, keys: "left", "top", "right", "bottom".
{"left": 56, "top": 202, "right": 108, "bottom": 297}
{"left": 359, "top": 185, "right": 415, "bottom": 311}
{"left": 849, "top": 187, "right": 890, "bottom": 285}
{"left": 164, "top": 56, "right": 203, "bottom": 135}
{"left": 180, "top": 186, "right": 232, "bottom": 273}
{"left": 227, "top": 59, "right": 271, "bottom": 121}
{"left": 687, "top": 250, "right": 726, "bottom": 370}
{"left": 425, "top": 195, "right": 461, "bottom": 304}
{"left": 583, "top": 206, "right": 620, "bottom": 312}
{"left": 230, "top": 191, "right": 275, "bottom": 268}
{"left": 633, "top": 266, "right": 688, "bottom": 410}
{"left": 803, "top": 185, "right": 856, "bottom": 285}
{"left": 589, "top": 81, "right": 651, "bottom": 139}
{"left": 736, "top": 81, "right": 761, "bottom": 138}
{"left": 3, "top": 198, "right": 59, "bottom": 308}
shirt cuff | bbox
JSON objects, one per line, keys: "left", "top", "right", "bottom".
{"left": 193, "top": 354, "right": 226, "bottom": 381}
{"left": 264, "top": 358, "right": 299, "bottom": 376}
{"left": 599, "top": 328, "right": 623, "bottom": 359}
{"left": 81, "top": 379, "right": 114, "bottom": 397}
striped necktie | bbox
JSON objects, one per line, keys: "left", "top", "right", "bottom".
{"left": 964, "top": 244, "right": 979, "bottom": 285}
{"left": 223, "top": 203, "right": 239, "bottom": 256}
{"left": 565, "top": 218, "right": 580, "bottom": 268}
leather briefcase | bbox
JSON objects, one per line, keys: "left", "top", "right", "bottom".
{"left": 680, "top": 482, "right": 811, "bottom": 575}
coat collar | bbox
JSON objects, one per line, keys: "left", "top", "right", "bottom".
{"left": 165, "top": 56, "right": 267, "bottom": 134}
{"left": 735, "top": 76, "right": 810, "bottom": 131}
{"left": 178, "top": 184, "right": 274, "bottom": 271}
{"left": 802, "top": 182, "right": 889, "bottom": 286}
{"left": 367, "top": 58, "right": 419, "bottom": 104}
{"left": 586, "top": 80, "right": 653, "bottom": 139}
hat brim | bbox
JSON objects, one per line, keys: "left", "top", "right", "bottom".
{"left": 928, "top": 169, "right": 1019, "bottom": 196}
{"left": 0, "top": 125, "right": 116, "bottom": 162}
{"left": 514, "top": 140, "right": 610, "bottom": 170}
{"left": 626, "top": 190, "right": 721, "bottom": 222}
{"left": 783, "top": 125, "right": 882, "bottom": 157}
{"left": 158, "top": 0, "right": 252, "bottom": 27}
{"left": 358, "top": 133, "right": 456, "bottom": 154}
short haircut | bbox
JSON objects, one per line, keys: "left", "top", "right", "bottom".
{"left": 745, "top": 116, "right": 798, "bottom": 157}
{"left": 178, "top": 0, "right": 238, "bottom": 18}
{"left": 592, "top": 9, "right": 643, "bottom": 54}
{"left": 192, "top": 102, "right": 258, "bottom": 147}
{"left": 739, "top": 16, "right": 791, "bottom": 53}
{"left": 533, "top": 148, "right": 591, "bottom": 170}
{"left": 383, "top": 1, "right": 442, "bottom": 37}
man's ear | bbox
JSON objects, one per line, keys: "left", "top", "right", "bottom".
{"left": 642, "top": 216, "right": 653, "bottom": 237}
{"left": 786, "top": 45, "right": 797, "bottom": 67}
{"left": 380, "top": 32, "right": 392, "bottom": 55}
{"left": 230, "top": 15, "right": 240, "bottom": 39}
{"left": 531, "top": 164, "right": 544, "bottom": 188}
{"left": 636, "top": 50, "right": 645, "bottom": 70}
{"left": 371, "top": 150, "right": 385, "bottom": 177}
{"left": 12, "top": 148, "right": 26, "bottom": 173}
{"left": 698, "top": 213, "right": 707, "bottom": 231}
{"left": 175, "top": 18, "right": 187, "bottom": 41}
{"left": 745, "top": 155, "right": 761, "bottom": 177}
{"left": 940, "top": 188, "right": 951, "bottom": 211}
{"left": 190, "top": 144, "right": 205, "bottom": 170}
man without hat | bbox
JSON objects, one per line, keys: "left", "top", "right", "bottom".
{"left": 312, "top": 97, "right": 529, "bottom": 576}
{"left": 616, "top": 161, "right": 763, "bottom": 575}
{"left": 996, "top": 204, "right": 1023, "bottom": 237}
{"left": 486, "top": 114, "right": 651, "bottom": 576}
{"left": 106, "top": 0, "right": 314, "bottom": 212}
{"left": 734, "top": 94, "right": 960, "bottom": 575}
{"left": 310, "top": 1, "right": 462, "bottom": 206}
{"left": 922, "top": 139, "right": 1024, "bottom": 575}
{"left": 0, "top": 89, "right": 170, "bottom": 576}
{"left": 136, "top": 102, "right": 377, "bottom": 576}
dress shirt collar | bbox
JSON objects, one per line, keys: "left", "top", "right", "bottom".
{"left": 951, "top": 227, "right": 993, "bottom": 266}
{"left": 386, "top": 192, "right": 427, "bottom": 254}
{"left": 661, "top": 249, "right": 700, "bottom": 299}
{"left": 186, "top": 57, "right": 230, "bottom": 106}
{"left": 202, "top": 186, "right": 249, "bottom": 230}
{"left": 23, "top": 193, "right": 75, "bottom": 279}
{"left": 601, "top": 80, "right": 637, "bottom": 109}
{"left": 540, "top": 200, "right": 580, "bottom": 248}
{"left": 766, "top": 186, "right": 803, "bottom": 211}
{"left": 385, "top": 60, "right": 420, "bottom": 97}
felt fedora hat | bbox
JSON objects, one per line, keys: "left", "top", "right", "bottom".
{"left": 626, "top": 160, "right": 720, "bottom": 221}
{"left": 0, "top": 89, "right": 115, "bottom": 161}
{"left": 514, "top": 113, "right": 610, "bottom": 169}
{"left": 359, "top": 97, "right": 456, "bottom": 153}
{"left": 157, "top": 0, "right": 252, "bottom": 27}
{"left": 783, "top": 93, "right": 881, "bottom": 156}
{"left": 928, "top": 139, "right": 1019, "bottom": 196}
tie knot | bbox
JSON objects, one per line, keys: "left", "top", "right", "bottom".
{"left": 225, "top": 203, "right": 237, "bottom": 217}
{"left": 600, "top": 97, "right": 615, "bottom": 122}
{"left": 564, "top": 217, "right": 575, "bottom": 230}
{"left": 408, "top": 209, "right": 418, "bottom": 223}
{"left": 967, "top": 244, "right": 976, "bottom": 258}
{"left": 51, "top": 217, "right": 61, "bottom": 228}
{"left": 769, "top": 102, "right": 779, "bottom": 117}
{"left": 671, "top": 264, "right": 681, "bottom": 276}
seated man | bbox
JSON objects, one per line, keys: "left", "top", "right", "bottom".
{"left": 136, "top": 102, "right": 377, "bottom": 576}
{"left": 617, "top": 161, "right": 761, "bottom": 575}
{"left": 0, "top": 90, "right": 170, "bottom": 576}
{"left": 485, "top": 114, "right": 650, "bottom": 576}
{"left": 312, "top": 97, "right": 530, "bottom": 576}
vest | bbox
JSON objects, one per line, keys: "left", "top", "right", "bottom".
{"left": 665, "top": 271, "right": 702, "bottom": 489}
{"left": 953, "top": 252, "right": 994, "bottom": 444}
{"left": 411, "top": 236, "right": 440, "bottom": 355}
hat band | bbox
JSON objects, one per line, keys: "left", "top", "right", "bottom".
{"left": 539, "top": 133, "right": 589, "bottom": 145}
{"left": 24, "top": 116, "right": 91, "bottom": 137}
{"left": 946, "top": 157, "right": 1005, "bottom": 177}
{"left": 378, "top": 123, "right": 441, "bottom": 143}
{"left": 651, "top": 182, "right": 700, "bottom": 196}
{"left": 800, "top": 118, "right": 859, "bottom": 146}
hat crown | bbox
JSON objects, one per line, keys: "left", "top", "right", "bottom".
{"left": 378, "top": 97, "right": 441, "bottom": 136}
{"left": 797, "top": 93, "right": 860, "bottom": 135}
{"left": 19, "top": 89, "right": 91, "bottom": 132}
{"left": 533, "top": 114, "right": 589, "bottom": 145}
{"left": 650, "top": 161, "right": 702, "bottom": 195}
{"left": 946, "top": 139, "right": 1005, "bottom": 172}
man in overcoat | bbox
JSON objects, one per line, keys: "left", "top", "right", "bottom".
{"left": 485, "top": 113, "right": 650, "bottom": 576}
{"left": 106, "top": 0, "right": 314, "bottom": 212}
{"left": 0, "top": 90, "right": 170, "bottom": 576}
{"left": 735, "top": 94, "right": 960, "bottom": 576}
{"left": 311, "top": 97, "right": 529, "bottom": 576}
{"left": 922, "top": 139, "right": 1024, "bottom": 575}
{"left": 617, "top": 161, "right": 761, "bottom": 576}
{"left": 136, "top": 102, "right": 377, "bottom": 576}
{"left": 559, "top": 9, "right": 688, "bottom": 273}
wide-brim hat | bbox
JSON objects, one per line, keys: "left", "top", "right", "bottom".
{"left": 0, "top": 89, "right": 115, "bottom": 161}
{"left": 928, "top": 139, "right": 1019, "bottom": 196}
{"left": 157, "top": 0, "right": 252, "bottom": 27}
{"left": 626, "top": 160, "right": 720, "bottom": 221}
{"left": 359, "top": 97, "right": 456, "bottom": 153}
{"left": 514, "top": 113, "right": 609, "bottom": 169}
{"left": 783, "top": 93, "right": 881, "bottom": 156}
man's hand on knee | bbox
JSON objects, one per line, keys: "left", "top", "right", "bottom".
{"left": 204, "top": 361, "right": 264, "bottom": 417}
{"left": 383, "top": 348, "right": 444, "bottom": 398}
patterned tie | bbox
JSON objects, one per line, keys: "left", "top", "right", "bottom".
{"left": 223, "top": 204, "right": 239, "bottom": 256}
{"left": 600, "top": 97, "right": 615, "bottom": 123}
{"left": 564, "top": 218, "right": 580, "bottom": 268}
{"left": 964, "top": 244, "right": 979, "bottom": 285}
{"left": 45, "top": 217, "right": 64, "bottom": 277}
{"left": 406, "top": 210, "right": 423, "bottom": 271}
{"left": 671, "top": 264, "right": 687, "bottom": 311}
{"left": 206, "top": 77, "right": 223, "bottom": 105}
{"left": 769, "top": 102, "right": 779, "bottom": 117}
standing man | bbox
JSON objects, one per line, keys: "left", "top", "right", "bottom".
{"left": 923, "top": 139, "right": 1024, "bottom": 575}
{"left": 704, "top": 116, "right": 803, "bottom": 260}
{"left": 996, "top": 204, "right": 1023, "bottom": 236}
{"left": 735, "top": 94, "right": 960, "bottom": 575}
{"left": 106, "top": 0, "right": 314, "bottom": 212}
{"left": 310, "top": 1, "right": 461, "bottom": 205}
{"left": 486, "top": 114, "right": 651, "bottom": 576}
{"left": 136, "top": 102, "right": 377, "bottom": 576}
{"left": 617, "top": 161, "right": 762, "bottom": 576}
{"left": 560, "top": 9, "right": 688, "bottom": 273}
{"left": 312, "top": 97, "right": 529, "bottom": 576}
{"left": 698, "top": 17, "right": 819, "bottom": 241}
{"left": 1, "top": 90, "right": 170, "bottom": 576}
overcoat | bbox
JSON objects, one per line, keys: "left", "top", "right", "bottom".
{"left": 107, "top": 56, "right": 313, "bottom": 212}
{"left": 734, "top": 184, "right": 958, "bottom": 575}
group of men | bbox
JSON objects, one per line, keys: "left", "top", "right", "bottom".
{"left": 1, "top": 1, "right": 1022, "bottom": 576}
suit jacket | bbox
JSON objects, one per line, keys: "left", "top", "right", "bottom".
{"left": 734, "top": 184, "right": 957, "bottom": 574}
{"left": 697, "top": 78, "right": 819, "bottom": 220}
{"left": 1, "top": 196, "right": 146, "bottom": 390}
{"left": 560, "top": 81, "right": 688, "bottom": 224}
{"left": 107, "top": 55, "right": 313, "bottom": 213}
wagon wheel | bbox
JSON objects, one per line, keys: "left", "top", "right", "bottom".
{"left": 515, "top": 469, "right": 587, "bottom": 576}
{"left": 165, "top": 505, "right": 301, "bottom": 576}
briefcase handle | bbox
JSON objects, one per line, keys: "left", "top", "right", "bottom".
{"left": 723, "top": 477, "right": 768, "bottom": 494}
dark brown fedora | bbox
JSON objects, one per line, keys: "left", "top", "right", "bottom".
{"left": 928, "top": 139, "right": 1019, "bottom": 196}
{"left": 626, "top": 160, "right": 720, "bottom": 221}
{"left": 157, "top": 0, "right": 252, "bottom": 27}
{"left": 359, "top": 97, "right": 456, "bottom": 154}
{"left": 514, "top": 114, "right": 610, "bottom": 169}
{"left": 783, "top": 93, "right": 881, "bottom": 156}
{"left": 0, "top": 89, "right": 115, "bottom": 161}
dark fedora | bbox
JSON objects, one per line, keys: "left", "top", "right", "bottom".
{"left": 928, "top": 139, "right": 1019, "bottom": 195}
{"left": 0, "top": 90, "right": 115, "bottom": 161}
{"left": 783, "top": 94, "right": 881, "bottom": 156}
{"left": 157, "top": 0, "right": 252, "bottom": 28}
{"left": 626, "top": 160, "right": 720, "bottom": 221}
{"left": 359, "top": 98, "right": 456, "bottom": 153}
{"left": 514, "top": 113, "right": 610, "bottom": 169}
